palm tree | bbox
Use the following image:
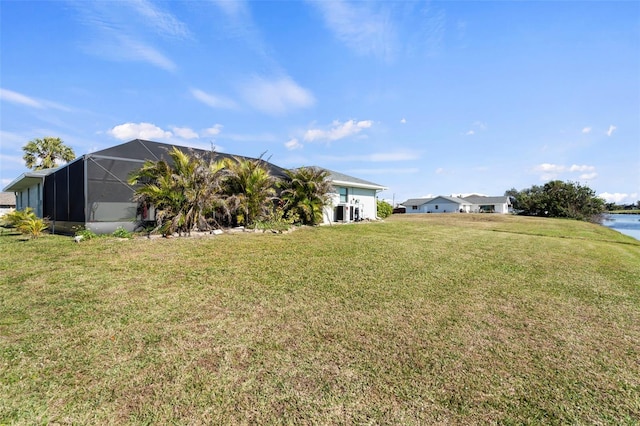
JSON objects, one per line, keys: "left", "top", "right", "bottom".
{"left": 280, "top": 167, "right": 333, "bottom": 225}
{"left": 223, "top": 156, "right": 278, "bottom": 227}
{"left": 22, "top": 137, "right": 76, "bottom": 170}
{"left": 128, "top": 147, "right": 228, "bottom": 236}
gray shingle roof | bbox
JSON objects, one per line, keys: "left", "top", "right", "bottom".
{"left": 321, "top": 168, "right": 386, "bottom": 189}
{"left": 0, "top": 192, "right": 16, "bottom": 206}
{"left": 463, "top": 195, "right": 511, "bottom": 204}
{"left": 402, "top": 198, "right": 433, "bottom": 206}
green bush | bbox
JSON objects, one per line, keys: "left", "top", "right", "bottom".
{"left": 17, "top": 217, "right": 49, "bottom": 239}
{"left": 74, "top": 227, "right": 98, "bottom": 241}
{"left": 1, "top": 208, "right": 36, "bottom": 228}
{"left": 112, "top": 226, "right": 133, "bottom": 239}
{"left": 377, "top": 200, "right": 393, "bottom": 219}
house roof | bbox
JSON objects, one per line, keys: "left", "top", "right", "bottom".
{"left": 91, "top": 139, "right": 290, "bottom": 179}
{"left": 428, "top": 195, "right": 470, "bottom": 204}
{"left": 403, "top": 195, "right": 511, "bottom": 206}
{"left": 0, "top": 192, "right": 16, "bottom": 206}
{"left": 323, "top": 169, "right": 386, "bottom": 190}
{"left": 402, "top": 198, "right": 433, "bottom": 207}
{"left": 463, "top": 195, "right": 511, "bottom": 204}
{"left": 2, "top": 166, "right": 62, "bottom": 192}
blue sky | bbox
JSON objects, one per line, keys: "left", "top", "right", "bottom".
{"left": 1, "top": 0, "right": 639, "bottom": 205}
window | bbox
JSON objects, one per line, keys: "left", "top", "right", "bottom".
{"left": 339, "top": 187, "right": 348, "bottom": 203}
{"left": 435, "top": 205, "right": 439, "bottom": 210}
{"left": 412, "top": 205, "right": 418, "bottom": 210}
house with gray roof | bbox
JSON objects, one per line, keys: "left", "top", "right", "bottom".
{"left": 2, "top": 139, "right": 387, "bottom": 234}
{"left": 323, "top": 169, "right": 387, "bottom": 223}
{"left": 402, "top": 194, "right": 511, "bottom": 214}
{"left": 0, "top": 192, "right": 17, "bottom": 216}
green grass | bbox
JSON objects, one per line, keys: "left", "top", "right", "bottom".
{"left": 1, "top": 214, "right": 639, "bottom": 424}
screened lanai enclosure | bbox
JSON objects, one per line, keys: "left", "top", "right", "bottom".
{"left": 4, "top": 139, "right": 288, "bottom": 235}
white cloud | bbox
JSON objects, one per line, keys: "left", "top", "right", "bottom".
{"left": 534, "top": 163, "right": 565, "bottom": 173}
{"left": 72, "top": 2, "right": 183, "bottom": 72}
{"left": 191, "top": 88, "right": 237, "bottom": 109}
{"left": 400, "top": 118, "right": 407, "bottom": 124}
{"left": 172, "top": 127, "right": 199, "bottom": 139}
{"left": 599, "top": 192, "right": 639, "bottom": 204}
{"left": 579, "top": 172, "right": 598, "bottom": 180}
{"left": 108, "top": 122, "right": 172, "bottom": 141}
{"left": 0, "top": 88, "right": 72, "bottom": 111}
{"left": 473, "top": 121, "right": 487, "bottom": 130}
{"left": 582, "top": 127, "right": 592, "bottom": 134}
{"left": 304, "top": 120, "right": 373, "bottom": 142}
{"left": 310, "top": 0, "right": 396, "bottom": 61}
{"left": 240, "top": 76, "right": 315, "bottom": 115}
{"left": 435, "top": 168, "right": 444, "bottom": 174}
{"left": 115, "top": 34, "right": 177, "bottom": 72}
{"left": 0, "top": 88, "right": 43, "bottom": 108}
{"left": 130, "top": 0, "right": 191, "bottom": 39}
{"left": 568, "top": 164, "right": 596, "bottom": 172}
{"left": 607, "top": 125, "right": 617, "bottom": 137}
{"left": 465, "top": 120, "right": 486, "bottom": 135}
{"left": 533, "top": 163, "right": 598, "bottom": 181}
{"left": 284, "top": 138, "right": 303, "bottom": 150}
{"left": 203, "top": 124, "right": 223, "bottom": 136}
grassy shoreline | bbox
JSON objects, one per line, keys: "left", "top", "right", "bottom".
{"left": 1, "top": 214, "right": 639, "bottom": 424}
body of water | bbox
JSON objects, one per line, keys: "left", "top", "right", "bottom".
{"left": 602, "top": 214, "right": 640, "bottom": 241}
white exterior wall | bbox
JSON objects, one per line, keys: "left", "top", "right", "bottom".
{"left": 494, "top": 203, "right": 509, "bottom": 214}
{"left": 407, "top": 204, "right": 428, "bottom": 213}
{"left": 350, "top": 187, "right": 377, "bottom": 220}
{"left": 323, "top": 186, "right": 379, "bottom": 223}
{"left": 425, "top": 201, "right": 465, "bottom": 213}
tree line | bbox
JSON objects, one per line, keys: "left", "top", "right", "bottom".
{"left": 505, "top": 180, "right": 605, "bottom": 222}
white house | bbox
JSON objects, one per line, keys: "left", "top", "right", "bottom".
{"left": 402, "top": 195, "right": 511, "bottom": 214}
{"left": 0, "top": 192, "right": 17, "bottom": 217}
{"left": 323, "top": 169, "right": 387, "bottom": 224}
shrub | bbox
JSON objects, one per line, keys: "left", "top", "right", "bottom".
{"left": 254, "top": 206, "right": 297, "bottom": 232}
{"left": 2, "top": 208, "right": 36, "bottom": 228}
{"left": 377, "top": 200, "right": 393, "bottom": 219}
{"left": 74, "top": 226, "right": 98, "bottom": 241}
{"left": 112, "top": 226, "right": 133, "bottom": 239}
{"left": 17, "top": 217, "right": 49, "bottom": 239}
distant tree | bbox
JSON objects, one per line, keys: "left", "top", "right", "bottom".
{"left": 377, "top": 199, "right": 393, "bottom": 219}
{"left": 22, "top": 137, "right": 75, "bottom": 170}
{"left": 279, "top": 167, "right": 333, "bottom": 225}
{"left": 509, "top": 180, "right": 605, "bottom": 222}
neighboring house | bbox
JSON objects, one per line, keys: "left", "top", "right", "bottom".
{"left": 402, "top": 195, "right": 511, "bottom": 214}
{"left": 323, "top": 169, "right": 387, "bottom": 224}
{"left": 2, "top": 139, "right": 386, "bottom": 234}
{"left": 0, "top": 192, "right": 17, "bottom": 216}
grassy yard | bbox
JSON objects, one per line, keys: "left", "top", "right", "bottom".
{"left": 1, "top": 214, "right": 639, "bottom": 424}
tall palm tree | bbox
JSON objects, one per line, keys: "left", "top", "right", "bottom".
{"left": 280, "top": 167, "right": 333, "bottom": 225}
{"left": 223, "top": 156, "right": 278, "bottom": 227}
{"left": 128, "top": 147, "right": 228, "bottom": 235}
{"left": 22, "top": 137, "right": 76, "bottom": 170}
